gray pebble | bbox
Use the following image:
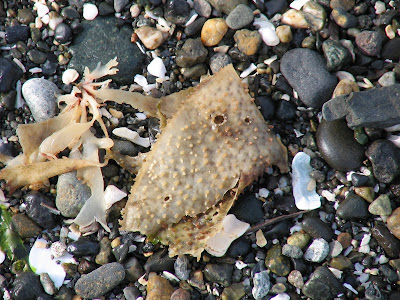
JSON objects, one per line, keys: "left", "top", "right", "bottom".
{"left": 302, "top": 266, "right": 344, "bottom": 299}
{"left": 203, "top": 264, "right": 233, "bottom": 287}
{"left": 164, "top": 0, "right": 191, "bottom": 25}
{"left": 282, "top": 244, "right": 303, "bottom": 259}
{"left": 252, "top": 270, "right": 270, "bottom": 300}
{"left": 226, "top": 4, "right": 254, "bottom": 30}
{"left": 27, "top": 49, "right": 47, "bottom": 64}
{"left": 356, "top": 30, "right": 384, "bottom": 56}
{"left": 0, "top": 58, "right": 23, "bottom": 92}
{"left": 124, "top": 257, "right": 145, "bottom": 282}
{"left": 40, "top": 273, "right": 56, "bottom": 295}
{"left": 56, "top": 171, "right": 91, "bottom": 218}
{"left": 181, "top": 64, "right": 207, "bottom": 79}
{"left": 123, "top": 286, "right": 141, "bottom": 300}
{"left": 210, "top": 53, "right": 232, "bottom": 74}
{"left": 322, "top": 39, "right": 352, "bottom": 71}
{"left": 174, "top": 255, "right": 191, "bottom": 281}
{"left": 12, "top": 272, "right": 44, "bottom": 300}
{"left": 22, "top": 78, "right": 59, "bottom": 122}
{"left": 280, "top": 48, "right": 337, "bottom": 108}
{"left": 114, "top": 0, "right": 129, "bottom": 13}
{"left": 336, "top": 193, "right": 370, "bottom": 220}
{"left": 176, "top": 38, "right": 208, "bottom": 68}
{"left": 304, "top": 238, "right": 329, "bottom": 263}
{"left": 194, "top": 0, "right": 212, "bottom": 17}
{"left": 301, "top": 217, "right": 333, "bottom": 241}
{"left": 74, "top": 263, "right": 125, "bottom": 298}
{"left": 184, "top": 17, "right": 206, "bottom": 37}
{"left": 369, "top": 194, "right": 392, "bottom": 216}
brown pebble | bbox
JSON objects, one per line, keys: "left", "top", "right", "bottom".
{"left": 281, "top": 9, "right": 309, "bottom": 29}
{"left": 387, "top": 207, "right": 400, "bottom": 240}
{"left": 135, "top": 26, "right": 168, "bottom": 50}
{"left": 234, "top": 29, "right": 262, "bottom": 56}
{"left": 201, "top": 18, "right": 228, "bottom": 46}
{"left": 337, "top": 232, "right": 352, "bottom": 249}
{"left": 170, "top": 288, "right": 191, "bottom": 300}
{"left": 146, "top": 275, "right": 175, "bottom": 300}
{"left": 276, "top": 25, "right": 293, "bottom": 43}
{"left": 332, "top": 79, "right": 359, "bottom": 98}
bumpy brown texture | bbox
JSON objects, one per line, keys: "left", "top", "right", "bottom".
{"left": 119, "top": 65, "right": 288, "bottom": 257}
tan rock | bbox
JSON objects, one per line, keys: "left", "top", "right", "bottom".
{"left": 333, "top": 79, "right": 359, "bottom": 98}
{"left": 135, "top": 26, "right": 168, "bottom": 50}
{"left": 234, "top": 29, "right": 262, "bottom": 56}
{"left": 201, "top": 18, "right": 228, "bottom": 47}
{"left": 387, "top": 207, "right": 400, "bottom": 239}
{"left": 276, "top": 25, "right": 293, "bottom": 43}
{"left": 146, "top": 275, "right": 174, "bottom": 300}
{"left": 281, "top": 9, "right": 309, "bottom": 29}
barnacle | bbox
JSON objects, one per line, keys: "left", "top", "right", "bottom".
{"left": 0, "top": 60, "right": 288, "bottom": 259}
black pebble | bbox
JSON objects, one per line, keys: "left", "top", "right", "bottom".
{"left": 55, "top": 23, "right": 72, "bottom": 44}
{"left": 24, "top": 191, "right": 57, "bottom": 229}
{"left": 230, "top": 193, "right": 264, "bottom": 224}
{"left": 67, "top": 238, "right": 100, "bottom": 256}
{"left": 256, "top": 95, "right": 275, "bottom": 120}
{"left": 227, "top": 237, "right": 251, "bottom": 257}
{"left": 276, "top": 100, "right": 296, "bottom": 120}
{"left": 6, "top": 25, "right": 30, "bottom": 43}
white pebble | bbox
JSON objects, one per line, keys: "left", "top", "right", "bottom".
{"left": 0, "top": 250, "right": 5, "bottom": 264}
{"left": 135, "top": 112, "right": 147, "bottom": 120}
{"left": 134, "top": 74, "right": 156, "bottom": 92}
{"left": 48, "top": 12, "right": 63, "bottom": 30}
{"left": 83, "top": 3, "right": 99, "bottom": 21}
{"left": 253, "top": 14, "right": 280, "bottom": 46}
{"left": 270, "top": 293, "right": 290, "bottom": 300}
{"left": 328, "top": 267, "right": 343, "bottom": 279}
{"left": 375, "top": 1, "right": 386, "bottom": 14}
{"left": 62, "top": 69, "right": 79, "bottom": 85}
{"left": 112, "top": 127, "right": 151, "bottom": 148}
{"left": 147, "top": 57, "right": 167, "bottom": 79}
{"left": 35, "top": 2, "right": 49, "bottom": 18}
{"left": 50, "top": 241, "right": 67, "bottom": 258}
{"left": 360, "top": 234, "right": 371, "bottom": 246}
{"left": 304, "top": 238, "right": 329, "bottom": 262}
{"left": 344, "top": 283, "right": 358, "bottom": 294}
{"left": 104, "top": 185, "right": 127, "bottom": 209}
{"left": 292, "top": 152, "right": 321, "bottom": 210}
{"left": 378, "top": 255, "right": 389, "bottom": 264}
{"left": 329, "top": 240, "right": 343, "bottom": 258}
{"left": 240, "top": 63, "right": 257, "bottom": 78}
{"left": 378, "top": 71, "right": 396, "bottom": 87}
{"left": 290, "top": 0, "right": 310, "bottom": 10}
{"left": 258, "top": 188, "right": 270, "bottom": 198}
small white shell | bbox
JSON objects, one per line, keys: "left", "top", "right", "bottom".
{"left": 83, "top": 3, "right": 98, "bottom": 21}
{"left": 104, "top": 185, "right": 127, "bottom": 209}
{"left": 62, "top": 69, "right": 79, "bottom": 85}
{"left": 147, "top": 57, "right": 167, "bottom": 79}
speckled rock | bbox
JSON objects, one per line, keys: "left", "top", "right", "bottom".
{"left": 366, "top": 140, "right": 400, "bottom": 184}
{"left": 206, "top": 0, "right": 248, "bottom": 14}
{"left": 302, "top": 266, "right": 344, "bottom": 299}
{"left": 201, "top": 18, "right": 228, "bottom": 46}
{"left": 287, "top": 232, "right": 311, "bottom": 249}
{"left": 355, "top": 30, "right": 384, "bottom": 56}
{"left": 226, "top": 4, "right": 254, "bottom": 30}
{"left": 331, "top": 7, "right": 357, "bottom": 28}
{"left": 369, "top": 194, "right": 392, "bottom": 216}
{"left": 69, "top": 17, "right": 145, "bottom": 85}
{"left": 336, "top": 193, "right": 370, "bottom": 220}
{"left": 316, "top": 119, "right": 364, "bottom": 172}
{"left": 280, "top": 48, "right": 337, "bottom": 108}
{"left": 135, "top": 26, "right": 168, "bottom": 50}
{"left": 303, "top": 1, "right": 326, "bottom": 32}
{"left": 11, "top": 214, "right": 42, "bottom": 239}
{"left": 146, "top": 275, "right": 174, "bottom": 299}
{"left": 288, "top": 270, "right": 304, "bottom": 289}
{"left": 252, "top": 271, "right": 270, "bottom": 299}
{"left": 74, "top": 263, "right": 125, "bottom": 298}
{"left": 234, "top": 29, "right": 262, "bottom": 56}
{"left": 209, "top": 53, "right": 232, "bottom": 74}
{"left": 371, "top": 222, "right": 400, "bottom": 258}
{"left": 304, "top": 238, "right": 329, "bottom": 263}
{"left": 194, "top": 0, "right": 212, "bottom": 17}
{"left": 204, "top": 264, "right": 233, "bottom": 287}
{"left": 56, "top": 171, "right": 91, "bottom": 218}
{"left": 176, "top": 38, "right": 208, "bottom": 68}
{"left": 265, "top": 244, "right": 291, "bottom": 276}
{"left": 322, "top": 39, "right": 352, "bottom": 71}
{"left": 282, "top": 244, "right": 303, "bottom": 259}
{"left": 12, "top": 272, "right": 45, "bottom": 300}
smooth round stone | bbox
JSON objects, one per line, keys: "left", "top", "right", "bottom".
{"left": 114, "top": 0, "right": 129, "bottom": 13}
{"left": 181, "top": 63, "right": 207, "bottom": 79}
{"left": 124, "top": 257, "right": 145, "bottom": 282}
{"left": 54, "top": 23, "right": 72, "bottom": 44}
{"left": 303, "top": 1, "right": 326, "bottom": 32}
{"left": 288, "top": 270, "right": 304, "bottom": 289}
{"left": 0, "top": 58, "right": 23, "bottom": 92}
{"left": 366, "top": 140, "right": 400, "bottom": 184}
{"left": 176, "top": 38, "right": 208, "bottom": 68}
{"left": 230, "top": 193, "right": 264, "bottom": 224}
{"left": 304, "top": 238, "right": 329, "bottom": 263}
{"left": 123, "top": 286, "right": 141, "bottom": 300}
{"left": 164, "top": 0, "right": 191, "bottom": 25}
{"left": 22, "top": 78, "right": 58, "bottom": 122}
{"left": 210, "top": 53, "right": 232, "bottom": 74}
{"left": 371, "top": 222, "right": 400, "bottom": 258}
{"left": 27, "top": 49, "right": 47, "bottom": 64}
{"left": 226, "top": 4, "right": 254, "bottom": 30}
{"left": 276, "top": 25, "right": 292, "bottom": 43}
{"left": 252, "top": 271, "right": 270, "bottom": 299}
{"left": 369, "top": 194, "right": 392, "bottom": 216}
{"left": 355, "top": 30, "right": 384, "bottom": 56}
{"left": 17, "top": 8, "right": 35, "bottom": 24}
{"left": 111, "top": 140, "right": 139, "bottom": 157}
{"left": 222, "top": 282, "right": 245, "bottom": 300}
{"left": 355, "top": 186, "right": 375, "bottom": 203}
{"left": 329, "top": 240, "right": 343, "bottom": 257}
{"left": 387, "top": 207, "right": 400, "bottom": 240}
{"left": 337, "top": 232, "right": 352, "bottom": 249}
{"left": 11, "top": 214, "right": 42, "bottom": 239}
{"left": 329, "top": 255, "right": 352, "bottom": 270}
{"left": 69, "top": 17, "right": 145, "bottom": 85}
{"left": 234, "top": 29, "right": 262, "bottom": 56}
{"left": 287, "top": 232, "right": 311, "bottom": 249}
{"left": 40, "top": 273, "right": 56, "bottom": 295}
{"left": 201, "top": 18, "right": 228, "bottom": 47}
{"left": 42, "top": 60, "right": 58, "bottom": 76}
{"left": 171, "top": 288, "right": 191, "bottom": 300}
{"left": 5, "top": 25, "right": 30, "bottom": 43}
{"left": 12, "top": 272, "right": 45, "bottom": 300}
{"left": 332, "top": 79, "right": 359, "bottom": 98}
{"left": 282, "top": 244, "right": 303, "bottom": 259}
{"left": 382, "top": 38, "right": 400, "bottom": 60}
{"left": 24, "top": 192, "right": 57, "bottom": 229}
{"left": 336, "top": 194, "right": 370, "bottom": 220}
{"left": 194, "top": 0, "right": 212, "bottom": 17}
{"left": 280, "top": 48, "right": 337, "bottom": 108}
{"left": 316, "top": 119, "right": 364, "bottom": 172}
{"left": 61, "top": 6, "right": 80, "bottom": 19}
{"left": 184, "top": 17, "right": 206, "bottom": 37}
{"left": 146, "top": 275, "right": 174, "bottom": 299}
{"left": 322, "top": 39, "right": 352, "bottom": 71}
{"left": 135, "top": 25, "right": 167, "bottom": 50}
{"left": 95, "top": 237, "right": 112, "bottom": 265}
{"left": 206, "top": 0, "right": 248, "bottom": 14}
{"left": 265, "top": 244, "right": 291, "bottom": 276}
{"left": 281, "top": 9, "right": 309, "bottom": 29}
{"left": 204, "top": 264, "right": 233, "bottom": 287}
{"left": 144, "top": 250, "right": 175, "bottom": 273}
{"left": 303, "top": 267, "right": 344, "bottom": 299}
{"left": 301, "top": 217, "right": 333, "bottom": 241}
{"left": 331, "top": 7, "right": 357, "bottom": 28}
{"left": 75, "top": 263, "right": 125, "bottom": 298}
{"left": 330, "top": 0, "right": 355, "bottom": 10}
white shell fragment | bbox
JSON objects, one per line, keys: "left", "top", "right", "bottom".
{"left": 205, "top": 214, "right": 250, "bottom": 257}
{"left": 292, "top": 152, "right": 321, "bottom": 210}
{"left": 134, "top": 74, "right": 157, "bottom": 92}
{"left": 112, "top": 127, "right": 151, "bottom": 148}
{"left": 83, "top": 3, "right": 98, "bottom": 21}
{"left": 62, "top": 69, "right": 79, "bottom": 85}
{"left": 290, "top": 0, "right": 310, "bottom": 10}
{"left": 104, "top": 185, "right": 127, "bottom": 209}
{"left": 0, "top": 250, "right": 5, "bottom": 264}
{"left": 147, "top": 57, "right": 167, "bottom": 80}
{"left": 253, "top": 14, "right": 280, "bottom": 46}
{"left": 29, "top": 238, "right": 76, "bottom": 288}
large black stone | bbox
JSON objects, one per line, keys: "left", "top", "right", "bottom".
{"left": 302, "top": 266, "right": 344, "bottom": 299}
{"left": 0, "top": 58, "right": 23, "bottom": 92}
{"left": 68, "top": 17, "right": 145, "bottom": 85}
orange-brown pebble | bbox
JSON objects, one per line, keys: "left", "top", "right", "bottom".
{"left": 337, "top": 232, "right": 352, "bottom": 249}
{"left": 201, "top": 18, "right": 228, "bottom": 46}
{"left": 387, "top": 207, "right": 400, "bottom": 240}
{"left": 276, "top": 25, "right": 293, "bottom": 43}
{"left": 146, "top": 275, "right": 175, "bottom": 300}
{"left": 135, "top": 26, "right": 168, "bottom": 50}
{"left": 234, "top": 29, "right": 262, "bottom": 56}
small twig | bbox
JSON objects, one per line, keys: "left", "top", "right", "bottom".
{"left": 246, "top": 210, "right": 308, "bottom": 234}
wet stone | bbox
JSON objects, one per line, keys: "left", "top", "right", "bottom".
{"left": 22, "top": 78, "right": 59, "bottom": 122}
{"left": 322, "top": 39, "right": 352, "bottom": 71}
{"left": 252, "top": 270, "right": 270, "bottom": 299}
{"left": 382, "top": 38, "right": 400, "bottom": 61}
{"left": 112, "top": 244, "right": 129, "bottom": 263}
{"left": 302, "top": 1, "right": 326, "bottom": 32}
{"left": 276, "top": 100, "right": 296, "bottom": 120}
{"left": 54, "top": 23, "right": 72, "bottom": 44}
{"left": 316, "top": 119, "right": 364, "bottom": 172}
{"left": 176, "top": 38, "right": 208, "bottom": 68}
{"left": 164, "top": 0, "right": 191, "bottom": 25}
{"left": 67, "top": 238, "right": 100, "bottom": 256}
{"left": 124, "top": 256, "right": 145, "bottom": 282}
{"left": 69, "top": 17, "right": 145, "bottom": 85}
{"left": 181, "top": 64, "right": 207, "bottom": 79}
{"left": 367, "top": 140, "right": 400, "bottom": 184}
{"left": 379, "top": 265, "right": 397, "bottom": 282}
{"left": 42, "top": 60, "right": 58, "bottom": 76}
{"left": 304, "top": 238, "right": 329, "bottom": 263}
{"left": 0, "top": 58, "right": 23, "bottom": 92}
{"left": 369, "top": 194, "right": 392, "bottom": 216}
{"left": 287, "top": 232, "right": 311, "bottom": 249}
{"left": 12, "top": 272, "right": 45, "bottom": 300}
{"left": 61, "top": 6, "right": 80, "bottom": 19}
{"left": 123, "top": 286, "right": 141, "bottom": 300}
{"left": 194, "top": 0, "right": 212, "bottom": 17}
{"left": 356, "top": 30, "right": 384, "bottom": 57}
{"left": 75, "top": 263, "right": 125, "bottom": 299}
{"left": 56, "top": 171, "right": 91, "bottom": 218}
{"left": 256, "top": 95, "right": 275, "bottom": 120}
{"left": 147, "top": 275, "right": 174, "bottom": 299}
{"left": 95, "top": 237, "right": 112, "bottom": 265}
{"left": 301, "top": 217, "right": 333, "bottom": 241}
{"left": 282, "top": 244, "right": 303, "bottom": 259}
{"left": 184, "top": 17, "right": 206, "bottom": 37}
{"left": 6, "top": 25, "right": 30, "bottom": 43}
{"left": 329, "top": 255, "right": 352, "bottom": 270}
{"left": 226, "top": 4, "right": 254, "bottom": 30}
{"left": 336, "top": 193, "right": 370, "bottom": 220}
{"left": 227, "top": 237, "right": 251, "bottom": 257}
{"left": 24, "top": 191, "right": 57, "bottom": 229}
{"left": 210, "top": 53, "right": 232, "bottom": 74}
{"left": 144, "top": 250, "right": 175, "bottom": 273}
{"left": 280, "top": 48, "right": 337, "bottom": 108}
{"left": 265, "top": 244, "right": 291, "bottom": 276}
{"left": 351, "top": 173, "right": 370, "bottom": 187}
{"left": 331, "top": 7, "right": 358, "bottom": 28}
{"left": 204, "top": 264, "right": 233, "bottom": 287}
{"left": 234, "top": 29, "right": 262, "bottom": 56}
{"left": 302, "top": 266, "right": 344, "bottom": 299}
{"left": 365, "top": 282, "right": 384, "bottom": 300}
{"left": 174, "top": 255, "right": 190, "bottom": 281}
{"left": 230, "top": 193, "right": 264, "bottom": 224}
{"left": 40, "top": 273, "right": 56, "bottom": 295}
{"left": 114, "top": 0, "right": 129, "bottom": 13}
{"left": 371, "top": 222, "right": 400, "bottom": 258}
{"left": 11, "top": 214, "right": 42, "bottom": 239}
